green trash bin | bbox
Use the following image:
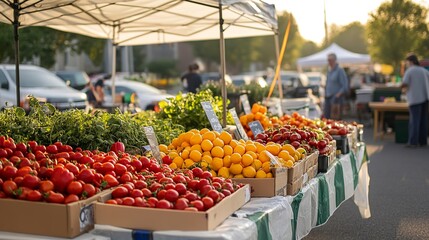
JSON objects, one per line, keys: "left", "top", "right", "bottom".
{"left": 395, "top": 115, "right": 409, "bottom": 143}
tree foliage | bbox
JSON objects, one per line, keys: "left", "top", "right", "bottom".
{"left": 367, "top": 0, "right": 429, "bottom": 71}
{"left": 0, "top": 23, "right": 105, "bottom": 68}
{"left": 328, "top": 22, "right": 368, "bottom": 54}
{"left": 191, "top": 11, "right": 304, "bottom": 72}
{"left": 300, "top": 41, "right": 319, "bottom": 58}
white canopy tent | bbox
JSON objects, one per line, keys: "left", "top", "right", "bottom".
{"left": 37, "top": 0, "right": 278, "bottom": 125}
{"left": 297, "top": 43, "right": 371, "bottom": 68}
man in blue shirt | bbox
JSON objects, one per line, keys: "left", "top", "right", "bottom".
{"left": 324, "top": 53, "right": 348, "bottom": 119}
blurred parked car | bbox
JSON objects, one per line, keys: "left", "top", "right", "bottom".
{"left": 0, "top": 65, "right": 87, "bottom": 110}
{"left": 55, "top": 71, "right": 90, "bottom": 90}
{"left": 231, "top": 75, "right": 267, "bottom": 87}
{"left": 304, "top": 72, "right": 326, "bottom": 97}
{"left": 266, "top": 71, "right": 310, "bottom": 98}
{"left": 102, "top": 80, "right": 173, "bottom": 110}
{"left": 200, "top": 72, "right": 232, "bottom": 85}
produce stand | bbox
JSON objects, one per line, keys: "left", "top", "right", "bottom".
{"left": 0, "top": 144, "right": 369, "bottom": 240}
{"left": 368, "top": 102, "right": 408, "bottom": 140}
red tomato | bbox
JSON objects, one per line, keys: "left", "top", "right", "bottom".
{"left": 164, "top": 183, "right": 175, "bottom": 191}
{"left": 130, "top": 189, "right": 143, "bottom": 198}
{"left": 134, "top": 180, "right": 147, "bottom": 190}
{"left": 16, "top": 187, "right": 31, "bottom": 200}
{"left": 114, "top": 198, "right": 123, "bottom": 205}
{"left": 139, "top": 156, "right": 151, "bottom": 169}
{"left": 134, "top": 197, "right": 145, "bottom": 207}
{"left": 221, "top": 189, "right": 231, "bottom": 197}
{"left": 64, "top": 194, "right": 80, "bottom": 204}
{"left": 187, "top": 179, "right": 199, "bottom": 191}
{"left": 197, "top": 179, "right": 210, "bottom": 191}
{"left": 122, "top": 183, "right": 135, "bottom": 192}
{"left": 130, "top": 159, "right": 143, "bottom": 172}
{"left": 3, "top": 140, "right": 16, "bottom": 150}
{"left": 111, "top": 186, "right": 129, "bottom": 199}
{"left": 79, "top": 156, "right": 95, "bottom": 165}
{"left": 38, "top": 167, "right": 54, "bottom": 179}
{"left": 174, "top": 183, "right": 187, "bottom": 195}
{"left": 159, "top": 177, "right": 174, "bottom": 184}
{"left": 119, "top": 172, "right": 133, "bottom": 184}
{"left": 46, "top": 145, "right": 58, "bottom": 154}
{"left": 122, "top": 197, "right": 135, "bottom": 206}
{"left": 34, "top": 145, "right": 46, "bottom": 153}
{"left": 102, "top": 174, "right": 119, "bottom": 188}
{"left": 65, "top": 163, "right": 79, "bottom": 176}
{"left": 82, "top": 184, "right": 96, "bottom": 198}
{"left": 77, "top": 169, "right": 95, "bottom": 184}
{"left": 201, "top": 171, "right": 212, "bottom": 179}
{"left": 212, "top": 182, "right": 222, "bottom": 190}
{"left": 21, "top": 174, "right": 40, "bottom": 189}
{"left": 46, "top": 191, "right": 65, "bottom": 204}
{"left": 149, "top": 163, "right": 161, "bottom": 173}
{"left": 156, "top": 199, "right": 172, "bottom": 209}
{"left": 175, "top": 198, "right": 189, "bottom": 210}
{"left": 2, "top": 165, "right": 18, "bottom": 179}
{"left": 16, "top": 166, "right": 33, "bottom": 178}
{"left": 39, "top": 180, "right": 54, "bottom": 193}
{"left": 184, "top": 207, "right": 198, "bottom": 212}
{"left": 26, "top": 190, "right": 43, "bottom": 201}
{"left": 202, "top": 196, "right": 214, "bottom": 210}
{"left": 191, "top": 200, "right": 205, "bottom": 211}
{"left": 192, "top": 167, "right": 203, "bottom": 178}
{"left": 147, "top": 197, "right": 158, "bottom": 208}
{"left": 106, "top": 199, "right": 118, "bottom": 205}
{"left": 114, "top": 163, "right": 127, "bottom": 176}
{"left": 142, "top": 188, "right": 152, "bottom": 198}
{"left": 157, "top": 189, "right": 167, "bottom": 200}
{"left": 199, "top": 185, "right": 213, "bottom": 197}
{"left": 55, "top": 152, "right": 70, "bottom": 160}
{"left": 0, "top": 149, "right": 7, "bottom": 158}
{"left": 13, "top": 176, "right": 23, "bottom": 186}
{"left": 26, "top": 152, "right": 35, "bottom": 161}
{"left": 165, "top": 189, "right": 179, "bottom": 202}
{"left": 67, "top": 181, "right": 83, "bottom": 195}
{"left": 207, "top": 190, "right": 220, "bottom": 202}
{"left": 185, "top": 192, "right": 198, "bottom": 202}
{"left": 50, "top": 167, "right": 74, "bottom": 193}
{"left": 149, "top": 182, "right": 162, "bottom": 192}
{"left": 172, "top": 175, "right": 186, "bottom": 184}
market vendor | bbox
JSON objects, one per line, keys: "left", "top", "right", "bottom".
{"left": 324, "top": 53, "right": 348, "bottom": 119}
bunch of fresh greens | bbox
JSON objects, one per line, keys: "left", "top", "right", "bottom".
{"left": 157, "top": 90, "right": 233, "bottom": 131}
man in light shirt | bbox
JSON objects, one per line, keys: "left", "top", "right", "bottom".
{"left": 401, "top": 54, "right": 429, "bottom": 147}
{"left": 324, "top": 53, "right": 348, "bottom": 119}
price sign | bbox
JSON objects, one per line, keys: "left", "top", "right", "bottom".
{"left": 265, "top": 151, "right": 282, "bottom": 167}
{"left": 229, "top": 108, "right": 249, "bottom": 140}
{"left": 240, "top": 94, "right": 251, "bottom": 114}
{"left": 143, "top": 126, "right": 162, "bottom": 163}
{"left": 276, "top": 101, "right": 283, "bottom": 117}
{"left": 248, "top": 120, "right": 264, "bottom": 137}
{"left": 80, "top": 204, "right": 94, "bottom": 231}
{"left": 201, "top": 101, "right": 223, "bottom": 133}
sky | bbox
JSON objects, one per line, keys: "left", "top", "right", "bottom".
{"left": 266, "top": 0, "right": 429, "bottom": 44}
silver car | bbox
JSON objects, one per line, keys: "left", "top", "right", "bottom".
{"left": 0, "top": 65, "right": 87, "bottom": 110}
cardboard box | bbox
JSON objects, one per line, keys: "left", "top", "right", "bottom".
{"left": 233, "top": 167, "right": 288, "bottom": 197}
{"left": 95, "top": 185, "right": 251, "bottom": 231}
{"left": 304, "top": 152, "right": 318, "bottom": 172}
{"left": 307, "top": 164, "right": 318, "bottom": 180}
{"left": 287, "top": 175, "right": 303, "bottom": 196}
{"left": 0, "top": 192, "right": 102, "bottom": 238}
{"left": 288, "top": 158, "right": 305, "bottom": 184}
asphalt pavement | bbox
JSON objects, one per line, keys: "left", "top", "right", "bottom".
{"left": 305, "top": 127, "right": 429, "bottom": 240}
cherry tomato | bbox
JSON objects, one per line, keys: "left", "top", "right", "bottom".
{"left": 16, "top": 187, "right": 31, "bottom": 200}
{"left": 3, "top": 180, "right": 17, "bottom": 196}
{"left": 106, "top": 199, "right": 118, "bottom": 205}
{"left": 139, "top": 156, "right": 151, "bottom": 169}
{"left": 2, "top": 165, "right": 18, "bottom": 179}
{"left": 67, "top": 181, "right": 83, "bottom": 195}
{"left": 65, "top": 163, "right": 79, "bottom": 175}
{"left": 207, "top": 190, "right": 220, "bottom": 202}
{"left": 175, "top": 198, "right": 189, "bottom": 210}
{"left": 21, "top": 174, "right": 40, "bottom": 189}
{"left": 103, "top": 174, "right": 119, "bottom": 188}
{"left": 134, "top": 180, "right": 147, "bottom": 190}
{"left": 122, "top": 197, "right": 135, "bottom": 206}
{"left": 192, "top": 167, "right": 204, "bottom": 178}
{"left": 185, "top": 192, "right": 198, "bottom": 202}
{"left": 184, "top": 207, "right": 198, "bottom": 212}
{"left": 39, "top": 180, "right": 54, "bottom": 193}
{"left": 82, "top": 184, "right": 96, "bottom": 198}
{"left": 202, "top": 196, "right": 214, "bottom": 210}
{"left": 111, "top": 186, "right": 129, "bottom": 199}
{"left": 130, "top": 159, "right": 143, "bottom": 172}
{"left": 134, "top": 197, "right": 146, "bottom": 207}
{"left": 191, "top": 200, "right": 205, "bottom": 211}
{"left": 64, "top": 194, "right": 80, "bottom": 204}
{"left": 46, "top": 191, "right": 65, "bottom": 204}
{"left": 174, "top": 183, "right": 187, "bottom": 195}
{"left": 157, "top": 189, "right": 167, "bottom": 200}
{"left": 77, "top": 169, "right": 95, "bottom": 184}
{"left": 142, "top": 188, "right": 152, "bottom": 198}
{"left": 26, "top": 190, "right": 43, "bottom": 201}
{"left": 46, "top": 145, "right": 58, "bottom": 154}
{"left": 165, "top": 189, "right": 179, "bottom": 202}
{"left": 147, "top": 197, "right": 158, "bottom": 208}
{"left": 156, "top": 199, "right": 172, "bottom": 209}
{"left": 119, "top": 172, "right": 133, "bottom": 184}
{"left": 130, "top": 189, "right": 143, "bottom": 198}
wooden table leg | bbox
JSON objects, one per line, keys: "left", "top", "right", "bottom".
{"left": 373, "top": 109, "right": 379, "bottom": 140}
{"left": 380, "top": 111, "right": 384, "bottom": 140}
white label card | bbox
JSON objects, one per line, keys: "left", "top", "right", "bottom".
{"left": 79, "top": 204, "right": 94, "bottom": 231}
{"left": 143, "top": 126, "right": 162, "bottom": 163}
{"left": 240, "top": 94, "right": 251, "bottom": 114}
{"left": 201, "top": 101, "right": 223, "bottom": 133}
{"left": 248, "top": 120, "right": 264, "bottom": 137}
{"left": 229, "top": 108, "right": 249, "bottom": 140}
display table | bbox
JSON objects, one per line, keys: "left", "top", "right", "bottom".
{"left": 0, "top": 144, "right": 369, "bottom": 240}
{"left": 368, "top": 102, "right": 408, "bottom": 140}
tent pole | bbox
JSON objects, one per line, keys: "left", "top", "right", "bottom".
{"left": 274, "top": 31, "right": 283, "bottom": 100}
{"left": 219, "top": 3, "right": 227, "bottom": 127}
{"left": 111, "top": 24, "right": 117, "bottom": 106}
{"left": 13, "top": 0, "right": 20, "bottom": 107}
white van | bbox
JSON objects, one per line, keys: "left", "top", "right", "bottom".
{"left": 0, "top": 65, "right": 87, "bottom": 110}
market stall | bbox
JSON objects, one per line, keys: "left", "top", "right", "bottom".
{"left": 0, "top": 93, "right": 370, "bottom": 240}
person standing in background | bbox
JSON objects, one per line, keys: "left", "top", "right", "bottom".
{"left": 181, "top": 63, "right": 202, "bottom": 94}
{"left": 401, "top": 54, "right": 429, "bottom": 147}
{"left": 324, "top": 53, "right": 348, "bottom": 119}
